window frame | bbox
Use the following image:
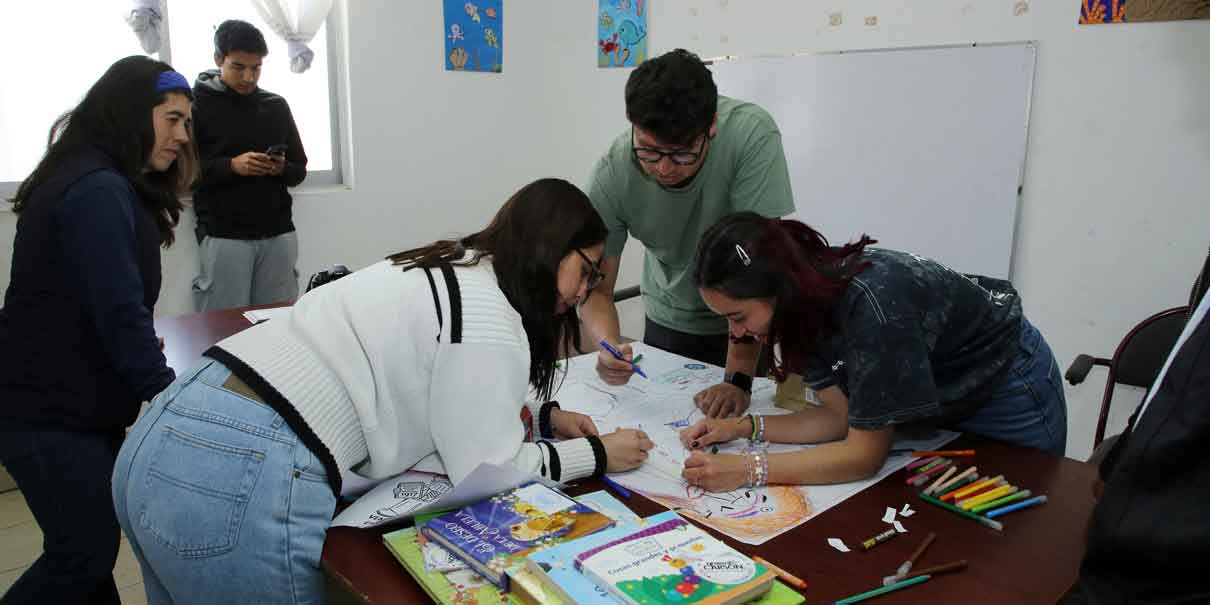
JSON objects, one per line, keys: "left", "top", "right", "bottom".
{"left": 0, "top": 2, "right": 344, "bottom": 198}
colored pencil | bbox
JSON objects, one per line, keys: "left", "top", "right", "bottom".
{"left": 959, "top": 485, "right": 1018, "bottom": 510}
{"left": 901, "top": 559, "right": 968, "bottom": 581}
{"left": 985, "top": 495, "right": 1048, "bottom": 519}
{"left": 753, "top": 556, "right": 808, "bottom": 590}
{"left": 906, "top": 455, "right": 936, "bottom": 472}
{"left": 909, "top": 459, "right": 953, "bottom": 486}
{"left": 931, "top": 466, "right": 977, "bottom": 495}
{"left": 912, "top": 450, "right": 975, "bottom": 457}
{"left": 923, "top": 465, "right": 958, "bottom": 495}
{"left": 971, "top": 489, "right": 1033, "bottom": 514}
{"left": 834, "top": 575, "right": 932, "bottom": 605}
{"left": 918, "top": 493, "right": 1004, "bottom": 531}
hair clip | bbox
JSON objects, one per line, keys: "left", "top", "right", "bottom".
{"left": 735, "top": 244, "right": 752, "bottom": 266}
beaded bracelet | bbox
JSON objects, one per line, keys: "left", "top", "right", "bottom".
{"left": 748, "top": 413, "right": 766, "bottom": 444}
{"left": 745, "top": 446, "right": 769, "bottom": 488}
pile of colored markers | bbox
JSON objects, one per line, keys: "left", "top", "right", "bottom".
{"left": 903, "top": 450, "right": 1048, "bottom": 531}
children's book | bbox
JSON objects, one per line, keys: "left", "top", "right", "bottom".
{"left": 422, "top": 482, "right": 615, "bottom": 590}
{"left": 574, "top": 515, "right": 775, "bottom": 605}
{"left": 384, "top": 526, "right": 567, "bottom": 605}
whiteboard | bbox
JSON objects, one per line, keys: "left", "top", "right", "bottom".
{"left": 709, "top": 43, "right": 1035, "bottom": 279}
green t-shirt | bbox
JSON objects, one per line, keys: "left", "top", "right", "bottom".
{"left": 587, "top": 96, "right": 796, "bottom": 335}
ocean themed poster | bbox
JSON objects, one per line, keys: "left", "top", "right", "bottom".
{"left": 1079, "top": 0, "right": 1210, "bottom": 24}
{"left": 444, "top": 0, "right": 502, "bottom": 73}
{"left": 598, "top": 0, "right": 647, "bottom": 68}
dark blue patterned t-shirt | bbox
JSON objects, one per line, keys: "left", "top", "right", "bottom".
{"left": 803, "top": 248, "right": 1022, "bottom": 429}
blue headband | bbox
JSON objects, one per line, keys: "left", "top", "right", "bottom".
{"left": 155, "top": 70, "right": 190, "bottom": 94}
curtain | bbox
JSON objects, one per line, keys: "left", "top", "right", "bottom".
{"left": 250, "top": 0, "right": 335, "bottom": 74}
{"left": 126, "top": 0, "right": 163, "bottom": 54}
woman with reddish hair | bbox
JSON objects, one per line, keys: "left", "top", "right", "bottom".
{"left": 679, "top": 212, "right": 1066, "bottom": 492}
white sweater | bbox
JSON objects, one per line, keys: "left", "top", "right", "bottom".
{"left": 213, "top": 259, "right": 598, "bottom": 485}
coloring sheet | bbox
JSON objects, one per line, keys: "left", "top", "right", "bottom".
{"left": 553, "top": 344, "right": 958, "bottom": 545}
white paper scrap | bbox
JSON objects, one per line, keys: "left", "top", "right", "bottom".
{"left": 900, "top": 504, "right": 916, "bottom": 517}
{"left": 882, "top": 506, "right": 898, "bottom": 524}
{"left": 828, "top": 538, "right": 852, "bottom": 553}
{"left": 893, "top": 520, "right": 908, "bottom": 534}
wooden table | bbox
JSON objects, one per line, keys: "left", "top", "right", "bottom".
{"left": 156, "top": 307, "right": 1096, "bottom": 605}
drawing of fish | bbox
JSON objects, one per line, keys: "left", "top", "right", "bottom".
{"left": 617, "top": 19, "right": 646, "bottom": 46}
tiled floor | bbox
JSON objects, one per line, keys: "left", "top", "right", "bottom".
{"left": 0, "top": 489, "right": 147, "bottom": 604}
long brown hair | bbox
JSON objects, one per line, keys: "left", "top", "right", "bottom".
{"left": 388, "top": 178, "right": 609, "bottom": 400}
{"left": 9, "top": 55, "right": 198, "bottom": 246}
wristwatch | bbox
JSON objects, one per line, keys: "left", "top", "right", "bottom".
{"left": 724, "top": 371, "right": 753, "bottom": 393}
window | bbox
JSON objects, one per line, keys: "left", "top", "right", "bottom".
{"left": 0, "top": 1, "right": 341, "bottom": 194}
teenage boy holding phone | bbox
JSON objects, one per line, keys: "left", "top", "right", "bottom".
{"left": 192, "top": 19, "right": 308, "bottom": 311}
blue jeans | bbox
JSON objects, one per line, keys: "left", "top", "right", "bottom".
{"left": 111, "top": 360, "right": 336, "bottom": 605}
{"left": 953, "top": 318, "right": 1068, "bottom": 456}
{"left": 0, "top": 420, "right": 124, "bottom": 605}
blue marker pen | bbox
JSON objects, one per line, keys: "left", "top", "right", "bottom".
{"left": 598, "top": 340, "right": 648, "bottom": 379}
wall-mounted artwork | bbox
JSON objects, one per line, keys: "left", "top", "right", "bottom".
{"left": 598, "top": 0, "right": 647, "bottom": 68}
{"left": 444, "top": 0, "right": 503, "bottom": 73}
{"left": 1079, "top": 0, "right": 1210, "bottom": 24}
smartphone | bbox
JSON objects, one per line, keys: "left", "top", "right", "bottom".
{"left": 266, "top": 143, "right": 288, "bottom": 158}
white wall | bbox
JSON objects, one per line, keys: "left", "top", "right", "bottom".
{"left": 2, "top": 1, "right": 1207, "bottom": 460}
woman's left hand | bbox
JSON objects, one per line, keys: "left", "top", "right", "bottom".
{"left": 551, "top": 409, "right": 599, "bottom": 439}
{"left": 682, "top": 451, "right": 749, "bottom": 492}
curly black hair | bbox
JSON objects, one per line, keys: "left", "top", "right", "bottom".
{"left": 624, "top": 49, "right": 718, "bottom": 146}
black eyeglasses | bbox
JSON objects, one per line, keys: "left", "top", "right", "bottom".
{"left": 631, "top": 128, "right": 709, "bottom": 166}
{"left": 576, "top": 249, "right": 605, "bottom": 291}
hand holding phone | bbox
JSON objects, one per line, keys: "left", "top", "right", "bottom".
{"left": 265, "top": 144, "right": 288, "bottom": 175}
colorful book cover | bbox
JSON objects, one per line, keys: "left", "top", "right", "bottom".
{"left": 575, "top": 517, "right": 775, "bottom": 605}
{"left": 528, "top": 512, "right": 678, "bottom": 605}
{"left": 422, "top": 483, "right": 615, "bottom": 590}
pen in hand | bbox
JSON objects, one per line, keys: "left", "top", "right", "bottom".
{"left": 598, "top": 340, "right": 648, "bottom": 378}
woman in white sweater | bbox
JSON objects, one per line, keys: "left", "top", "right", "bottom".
{"left": 111, "top": 178, "right": 654, "bottom": 604}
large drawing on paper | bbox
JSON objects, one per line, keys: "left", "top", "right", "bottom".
{"left": 552, "top": 344, "right": 957, "bottom": 545}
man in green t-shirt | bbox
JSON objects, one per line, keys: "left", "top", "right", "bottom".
{"left": 581, "top": 49, "right": 796, "bottom": 417}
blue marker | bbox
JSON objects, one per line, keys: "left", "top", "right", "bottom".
{"left": 984, "top": 494, "right": 1048, "bottom": 519}
{"left": 600, "top": 475, "right": 633, "bottom": 500}
{"left": 599, "top": 340, "right": 648, "bottom": 378}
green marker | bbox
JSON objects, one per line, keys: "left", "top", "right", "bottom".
{"left": 972, "top": 489, "right": 1032, "bottom": 513}
{"left": 918, "top": 493, "right": 1004, "bottom": 531}
{"left": 834, "top": 575, "right": 931, "bottom": 605}
{"left": 632, "top": 353, "right": 644, "bottom": 364}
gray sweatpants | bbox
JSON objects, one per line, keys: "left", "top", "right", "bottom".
{"left": 192, "top": 232, "right": 299, "bottom": 311}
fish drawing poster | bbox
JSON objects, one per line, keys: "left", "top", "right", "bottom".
{"left": 444, "top": 0, "right": 503, "bottom": 73}
{"left": 598, "top": 0, "right": 647, "bottom": 68}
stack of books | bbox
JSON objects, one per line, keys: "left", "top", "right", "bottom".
{"left": 384, "top": 483, "right": 802, "bottom": 605}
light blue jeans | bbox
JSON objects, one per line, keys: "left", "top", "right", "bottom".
{"left": 111, "top": 360, "right": 335, "bottom": 605}
{"left": 953, "top": 318, "right": 1069, "bottom": 456}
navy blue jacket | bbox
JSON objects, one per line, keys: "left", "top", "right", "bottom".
{"left": 0, "top": 147, "right": 175, "bottom": 430}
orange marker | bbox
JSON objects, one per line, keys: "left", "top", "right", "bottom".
{"left": 753, "top": 556, "right": 808, "bottom": 590}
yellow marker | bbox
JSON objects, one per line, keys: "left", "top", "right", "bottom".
{"left": 943, "top": 475, "right": 1004, "bottom": 502}
{"left": 959, "top": 484, "right": 1017, "bottom": 510}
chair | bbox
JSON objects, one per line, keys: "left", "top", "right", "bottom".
{"left": 1065, "top": 307, "right": 1189, "bottom": 449}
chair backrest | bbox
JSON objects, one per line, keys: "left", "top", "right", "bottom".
{"left": 1094, "top": 306, "right": 1188, "bottom": 446}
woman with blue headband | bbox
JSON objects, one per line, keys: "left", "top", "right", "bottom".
{"left": 0, "top": 55, "right": 197, "bottom": 604}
